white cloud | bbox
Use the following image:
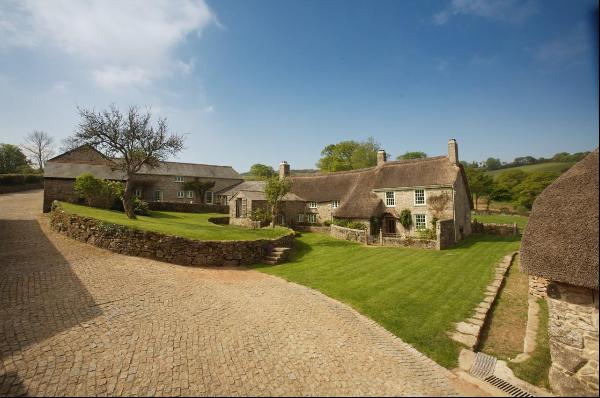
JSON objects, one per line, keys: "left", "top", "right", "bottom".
{"left": 534, "top": 24, "right": 589, "bottom": 65}
{"left": 0, "top": 0, "right": 216, "bottom": 89}
{"left": 433, "top": 0, "right": 537, "bottom": 26}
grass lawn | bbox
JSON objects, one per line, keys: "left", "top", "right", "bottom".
{"left": 486, "top": 162, "right": 574, "bottom": 179}
{"left": 253, "top": 232, "right": 521, "bottom": 368}
{"left": 60, "top": 202, "right": 290, "bottom": 241}
{"left": 472, "top": 213, "right": 529, "bottom": 229}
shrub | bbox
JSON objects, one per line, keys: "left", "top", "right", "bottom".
{"left": 249, "top": 208, "right": 272, "bottom": 227}
{"left": 0, "top": 174, "right": 43, "bottom": 186}
{"left": 332, "top": 218, "right": 366, "bottom": 230}
{"left": 133, "top": 197, "right": 150, "bottom": 216}
{"left": 74, "top": 173, "right": 124, "bottom": 209}
{"left": 417, "top": 228, "right": 437, "bottom": 241}
{"left": 399, "top": 209, "right": 412, "bottom": 229}
{"left": 323, "top": 220, "right": 331, "bottom": 227}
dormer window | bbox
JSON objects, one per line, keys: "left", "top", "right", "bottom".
{"left": 308, "top": 201, "right": 317, "bottom": 209}
{"left": 331, "top": 200, "right": 339, "bottom": 208}
{"left": 174, "top": 176, "right": 184, "bottom": 182}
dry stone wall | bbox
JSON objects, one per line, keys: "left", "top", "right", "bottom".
{"left": 471, "top": 220, "right": 519, "bottom": 236}
{"left": 546, "top": 282, "right": 599, "bottom": 396}
{"left": 528, "top": 275, "right": 549, "bottom": 298}
{"left": 330, "top": 224, "right": 367, "bottom": 244}
{"left": 148, "top": 201, "right": 228, "bottom": 214}
{"left": 49, "top": 203, "right": 295, "bottom": 267}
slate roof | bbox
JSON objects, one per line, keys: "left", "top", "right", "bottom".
{"left": 520, "top": 149, "right": 599, "bottom": 289}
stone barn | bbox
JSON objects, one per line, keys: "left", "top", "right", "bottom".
{"left": 521, "top": 149, "right": 599, "bottom": 396}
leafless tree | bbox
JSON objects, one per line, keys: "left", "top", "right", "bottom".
{"left": 70, "top": 105, "right": 185, "bottom": 219}
{"left": 22, "top": 130, "right": 55, "bottom": 171}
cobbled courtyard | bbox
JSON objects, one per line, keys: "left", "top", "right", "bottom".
{"left": 0, "top": 190, "right": 462, "bottom": 396}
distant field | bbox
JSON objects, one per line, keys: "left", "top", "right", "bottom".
{"left": 486, "top": 162, "right": 574, "bottom": 179}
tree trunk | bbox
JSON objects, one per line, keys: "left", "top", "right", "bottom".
{"left": 486, "top": 196, "right": 491, "bottom": 211}
{"left": 271, "top": 203, "right": 277, "bottom": 228}
{"left": 122, "top": 179, "right": 137, "bottom": 219}
{"left": 474, "top": 194, "right": 478, "bottom": 211}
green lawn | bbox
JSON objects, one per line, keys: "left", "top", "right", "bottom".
{"left": 486, "top": 162, "right": 574, "bottom": 179}
{"left": 253, "top": 232, "right": 521, "bottom": 368}
{"left": 472, "top": 213, "right": 529, "bottom": 229}
{"left": 60, "top": 202, "right": 290, "bottom": 241}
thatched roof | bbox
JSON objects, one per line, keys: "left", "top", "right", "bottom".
{"left": 521, "top": 149, "right": 599, "bottom": 289}
{"left": 289, "top": 156, "right": 468, "bottom": 218}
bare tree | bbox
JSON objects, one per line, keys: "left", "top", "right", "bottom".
{"left": 70, "top": 105, "right": 185, "bottom": 219}
{"left": 22, "top": 131, "right": 55, "bottom": 171}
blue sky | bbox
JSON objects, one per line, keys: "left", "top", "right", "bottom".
{"left": 0, "top": 0, "right": 598, "bottom": 171}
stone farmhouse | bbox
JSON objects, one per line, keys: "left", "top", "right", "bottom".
{"left": 43, "top": 145, "right": 244, "bottom": 212}
{"left": 521, "top": 149, "right": 598, "bottom": 396}
{"left": 229, "top": 139, "right": 473, "bottom": 241}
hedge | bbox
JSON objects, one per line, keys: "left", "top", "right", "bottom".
{"left": 0, "top": 174, "right": 44, "bottom": 186}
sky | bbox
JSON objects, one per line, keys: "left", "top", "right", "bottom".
{"left": 0, "top": 0, "right": 598, "bottom": 171}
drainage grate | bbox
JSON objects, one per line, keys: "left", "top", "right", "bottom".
{"left": 484, "top": 375, "right": 534, "bottom": 397}
{"left": 470, "top": 352, "right": 497, "bottom": 379}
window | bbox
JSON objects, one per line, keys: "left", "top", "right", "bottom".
{"left": 414, "top": 189, "right": 425, "bottom": 205}
{"left": 174, "top": 176, "right": 184, "bottom": 182}
{"left": 177, "top": 191, "right": 185, "bottom": 199}
{"left": 186, "top": 191, "right": 194, "bottom": 199}
{"left": 307, "top": 213, "right": 317, "bottom": 223}
{"left": 153, "top": 190, "right": 163, "bottom": 202}
{"left": 297, "top": 213, "right": 304, "bottom": 223}
{"left": 415, "top": 214, "right": 426, "bottom": 230}
{"left": 308, "top": 201, "right": 317, "bottom": 209}
{"left": 331, "top": 200, "right": 339, "bottom": 208}
{"left": 205, "top": 191, "right": 213, "bottom": 204}
{"left": 134, "top": 189, "right": 142, "bottom": 198}
{"left": 385, "top": 191, "right": 395, "bottom": 207}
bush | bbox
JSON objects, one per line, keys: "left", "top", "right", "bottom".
{"left": 323, "top": 220, "right": 332, "bottom": 227}
{"left": 332, "top": 218, "right": 366, "bottom": 230}
{"left": 417, "top": 228, "right": 437, "bottom": 241}
{"left": 132, "top": 197, "right": 150, "bottom": 216}
{"left": 0, "top": 174, "right": 43, "bottom": 186}
{"left": 399, "top": 209, "right": 412, "bottom": 229}
{"left": 74, "top": 173, "right": 124, "bottom": 209}
{"left": 249, "top": 208, "right": 272, "bottom": 227}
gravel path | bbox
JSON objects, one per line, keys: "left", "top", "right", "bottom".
{"left": 0, "top": 190, "right": 461, "bottom": 396}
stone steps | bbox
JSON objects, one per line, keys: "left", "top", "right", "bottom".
{"left": 263, "top": 247, "right": 291, "bottom": 265}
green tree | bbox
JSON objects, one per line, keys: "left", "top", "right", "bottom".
{"left": 317, "top": 137, "right": 380, "bottom": 172}
{"left": 465, "top": 167, "right": 494, "bottom": 210}
{"left": 69, "top": 105, "right": 184, "bottom": 219}
{"left": 485, "top": 157, "right": 502, "bottom": 170}
{"left": 264, "top": 176, "right": 291, "bottom": 228}
{"left": 513, "top": 171, "right": 559, "bottom": 210}
{"left": 491, "top": 169, "right": 528, "bottom": 202}
{"left": 396, "top": 151, "right": 427, "bottom": 160}
{"left": 74, "top": 173, "right": 124, "bottom": 208}
{"left": 248, "top": 163, "right": 276, "bottom": 180}
{"left": 0, "top": 144, "right": 32, "bottom": 174}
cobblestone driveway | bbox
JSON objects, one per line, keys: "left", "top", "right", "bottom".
{"left": 0, "top": 191, "right": 461, "bottom": 396}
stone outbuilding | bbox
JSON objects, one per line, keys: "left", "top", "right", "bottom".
{"left": 521, "top": 149, "right": 599, "bottom": 396}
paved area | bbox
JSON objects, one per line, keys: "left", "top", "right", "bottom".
{"left": 1, "top": 190, "right": 461, "bottom": 396}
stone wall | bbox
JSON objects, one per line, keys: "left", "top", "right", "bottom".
{"left": 380, "top": 236, "right": 437, "bottom": 249}
{"left": 148, "top": 201, "right": 228, "bottom": 214}
{"left": 529, "top": 275, "right": 549, "bottom": 298}
{"left": 49, "top": 203, "right": 295, "bottom": 267}
{"left": 546, "top": 281, "right": 599, "bottom": 396}
{"left": 330, "top": 224, "right": 367, "bottom": 244}
{"left": 471, "top": 220, "right": 519, "bottom": 236}
{"left": 436, "top": 219, "right": 456, "bottom": 250}
{"left": 43, "top": 178, "right": 79, "bottom": 212}
{"left": 294, "top": 225, "right": 331, "bottom": 234}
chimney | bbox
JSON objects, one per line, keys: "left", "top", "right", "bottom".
{"left": 279, "top": 161, "right": 290, "bottom": 180}
{"left": 448, "top": 139, "right": 459, "bottom": 165}
{"left": 377, "top": 149, "right": 387, "bottom": 166}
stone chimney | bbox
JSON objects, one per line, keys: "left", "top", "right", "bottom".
{"left": 279, "top": 161, "right": 290, "bottom": 180}
{"left": 448, "top": 139, "right": 459, "bottom": 165}
{"left": 377, "top": 150, "right": 387, "bottom": 166}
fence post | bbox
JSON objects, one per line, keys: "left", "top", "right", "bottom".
{"left": 513, "top": 222, "right": 518, "bottom": 236}
{"left": 379, "top": 228, "right": 383, "bottom": 245}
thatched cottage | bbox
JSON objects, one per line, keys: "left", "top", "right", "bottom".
{"left": 521, "top": 149, "right": 599, "bottom": 396}
{"left": 229, "top": 139, "right": 473, "bottom": 242}
{"left": 43, "top": 145, "right": 243, "bottom": 212}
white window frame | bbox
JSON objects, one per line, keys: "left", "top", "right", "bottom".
{"left": 385, "top": 191, "right": 395, "bottom": 207}
{"left": 177, "top": 191, "right": 185, "bottom": 199}
{"left": 331, "top": 200, "right": 339, "bottom": 208}
{"left": 308, "top": 201, "right": 317, "bottom": 209}
{"left": 174, "top": 176, "right": 184, "bottom": 183}
{"left": 297, "top": 213, "right": 304, "bottom": 223}
{"left": 307, "top": 213, "right": 317, "bottom": 224}
{"left": 134, "top": 188, "right": 142, "bottom": 197}
{"left": 153, "top": 190, "right": 163, "bottom": 202}
{"left": 205, "top": 191, "right": 214, "bottom": 204}
{"left": 186, "top": 191, "right": 194, "bottom": 199}
{"left": 415, "top": 214, "right": 427, "bottom": 230}
{"left": 414, "top": 189, "right": 426, "bottom": 206}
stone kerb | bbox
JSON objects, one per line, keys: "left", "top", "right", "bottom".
{"left": 449, "top": 252, "right": 519, "bottom": 349}
{"left": 49, "top": 203, "right": 295, "bottom": 267}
